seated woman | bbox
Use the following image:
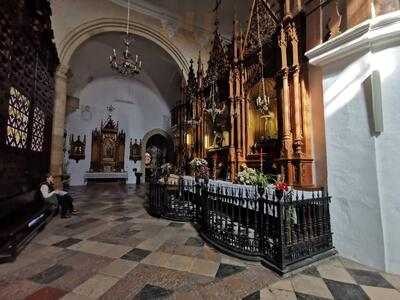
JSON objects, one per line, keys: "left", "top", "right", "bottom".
{"left": 40, "top": 174, "right": 78, "bottom": 218}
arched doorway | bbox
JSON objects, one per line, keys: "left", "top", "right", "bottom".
{"left": 141, "top": 129, "right": 174, "bottom": 182}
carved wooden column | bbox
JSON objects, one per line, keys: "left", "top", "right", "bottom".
{"left": 229, "top": 73, "right": 236, "bottom": 179}
{"left": 50, "top": 64, "right": 69, "bottom": 188}
{"left": 284, "top": 0, "right": 291, "bottom": 17}
{"left": 235, "top": 70, "right": 242, "bottom": 157}
{"left": 288, "top": 24, "right": 303, "bottom": 157}
{"left": 278, "top": 28, "right": 292, "bottom": 158}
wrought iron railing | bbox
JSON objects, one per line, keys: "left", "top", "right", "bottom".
{"left": 148, "top": 180, "right": 335, "bottom": 274}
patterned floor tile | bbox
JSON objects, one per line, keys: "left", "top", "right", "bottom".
{"left": 381, "top": 272, "right": 400, "bottom": 290}
{"left": 260, "top": 288, "right": 297, "bottom": 300}
{"left": 168, "top": 222, "right": 185, "bottom": 227}
{"left": 324, "top": 279, "right": 369, "bottom": 300}
{"left": 68, "top": 240, "right": 132, "bottom": 258}
{"left": 185, "top": 237, "right": 205, "bottom": 247}
{"left": 317, "top": 264, "right": 357, "bottom": 284}
{"left": 53, "top": 238, "right": 82, "bottom": 248}
{"left": 114, "top": 216, "right": 134, "bottom": 222}
{"left": 64, "top": 218, "right": 99, "bottom": 229}
{"left": 291, "top": 275, "right": 334, "bottom": 299}
{"left": 361, "top": 285, "right": 400, "bottom": 300}
{"left": 133, "top": 284, "right": 173, "bottom": 299}
{"left": 35, "top": 234, "right": 69, "bottom": 246}
{"left": 3, "top": 185, "right": 399, "bottom": 300}
{"left": 141, "top": 251, "right": 172, "bottom": 268}
{"left": 164, "top": 254, "right": 194, "bottom": 272}
{"left": 188, "top": 258, "right": 220, "bottom": 277}
{"left": 269, "top": 278, "right": 294, "bottom": 291}
{"left": 0, "top": 279, "right": 43, "bottom": 300}
{"left": 242, "top": 290, "right": 260, "bottom": 300}
{"left": 30, "top": 264, "right": 73, "bottom": 284}
{"left": 60, "top": 292, "right": 93, "bottom": 300}
{"left": 215, "top": 263, "right": 246, "bottom": 279}
{"left": 295, "top": 292, "right": 331, "bottom": 300}
{"left": 347, "top": 268, "right": 395, "bottom": 288}
{"left": 121, "top": 248, "right": 152, "bottom": 262}
{"left": 25, "top": 287, "right": 68, "bottom": 300}
{"left": 99, "top": 259, "right": 139, "bottom": 278}
{"left": 73, "top": 274, "right": 119, "bottom": 298}
{"left": 301, "top": 266, "right": 321, "bottom": 278}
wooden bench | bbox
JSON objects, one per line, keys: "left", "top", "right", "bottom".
{"left": 0, "top": 189, "right": 54, "bottom": 263}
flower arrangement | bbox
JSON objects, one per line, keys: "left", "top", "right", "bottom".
{"left": 275, "top": 181, "right": 289, "bottom": 192}
{"left": 237, "top": 166, "right": 274, "bottom": 187}
{"left": 190, "top": 158, "right": 209, "bottom": 179}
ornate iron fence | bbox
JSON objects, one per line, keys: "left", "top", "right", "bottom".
{"left": 148, "top": 180, "right": 199, "bottom": 222}
{"left": 148, "top": 180, "right": 335, "bottom": 274}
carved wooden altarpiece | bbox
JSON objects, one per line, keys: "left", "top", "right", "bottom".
{"left": 90, "top": 115, "right": 125, "bottom": 172}
{"left": 172, "top": 0, "right": 318, "bottom": 187}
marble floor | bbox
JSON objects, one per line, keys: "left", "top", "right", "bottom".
{"left": 1, "top": 184, "right": 400, "bottom": 300}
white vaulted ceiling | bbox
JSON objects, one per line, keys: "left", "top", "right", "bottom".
{"left": 68, "top": 32, "right": 183, "bottom": 108}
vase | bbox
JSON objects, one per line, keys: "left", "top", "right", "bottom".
{"left": 194, "top": 176, "right": 200, "bottom": 184}
{"left": 204, "top": 176, "right": 209, "bottom": 185}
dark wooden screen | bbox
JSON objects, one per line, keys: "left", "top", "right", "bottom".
{"left": 0, "top": 0, "right": 59, "bottom": 199}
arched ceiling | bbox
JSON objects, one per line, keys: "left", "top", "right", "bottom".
{"left": 68, "top": 32, "right": 183, "bottom": 108}
{"left": 109, "top": 0, "right": 252, "bottom": 39}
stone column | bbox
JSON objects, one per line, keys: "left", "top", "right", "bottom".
{"left": 288, "top": 24, "right": 303, "bottom": 157}
{"left": 50, "top": 64, "right": 69, "bottom": 188}
{"left": 278, "top": 28, "right": 292, "bottom": 158}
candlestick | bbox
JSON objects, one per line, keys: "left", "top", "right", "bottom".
{"left": 260, "top": 148, "right": 263, "bottom": 172}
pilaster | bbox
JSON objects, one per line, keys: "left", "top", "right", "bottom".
{"left": 50, "top": 64, "right": 69, "bottom": 188}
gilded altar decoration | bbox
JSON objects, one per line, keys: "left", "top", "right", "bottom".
{"left": 129, "top": 139, "right": 141, "bottom": 162}
{"left": 69, "top": 134, "right": 86, "bottom": 162}
{"left": 89, "top": 112, "right": 125, "bottom": 172}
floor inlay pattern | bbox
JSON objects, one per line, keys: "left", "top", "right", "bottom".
{"left": 0, "top": 184, "right": 399, "bottom": 300}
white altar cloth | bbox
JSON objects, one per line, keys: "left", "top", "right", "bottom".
{"left": 84, "top": 172, "right": 128, "bottom": 181}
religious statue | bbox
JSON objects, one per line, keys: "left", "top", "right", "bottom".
{"left": 260, "top": 111, "right": 278, "bottom": 139}
{"left": 212, "top": 130, "right": 223, "bottom": 148}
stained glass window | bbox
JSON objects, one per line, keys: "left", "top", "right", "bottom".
{"left": 6, "top": 87, "right": 30, "bottom": 149}
{"left": 31, "top": 107, "right": 45, "bottom": 152}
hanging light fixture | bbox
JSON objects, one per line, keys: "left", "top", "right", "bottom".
{"left": 109, "top": 0, "right": 142, "bottom": 76}
{"left": 255, "top": 1, "right": 269, "bottom": 116}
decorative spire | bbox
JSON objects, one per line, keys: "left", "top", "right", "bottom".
{"left": 186, "top": 59, "right": 197, "bottom": 100}
{"left": 233, "top": 14, "right": 240, "bottom": 63}
{"left": 197, "top": 51, "right": 204, "bottom": 88}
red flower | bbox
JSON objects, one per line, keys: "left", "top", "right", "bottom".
{"left": 275, "top": 182, "right": 288, "bottom": 191}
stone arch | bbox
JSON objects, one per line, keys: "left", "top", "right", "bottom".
{"left": 58, "top": 18, "right": 189, "bottom": 76}
{"left": 141, "top": 128, "right": 174, "bottom": 181}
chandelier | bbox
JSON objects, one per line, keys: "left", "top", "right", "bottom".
{"left": 255, "top": 0, "right": 270, "bottom": 116}
{"left": 109, "top": 0, "right": 142, "bottom": 76}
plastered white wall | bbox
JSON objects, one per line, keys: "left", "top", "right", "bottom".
{"left": 323, "top": 53, "right": 386, "bottom": 270}
{"left": 374, "top": 45, "right": 400, "bottom": 274}
{"left": 307, "top": 11, "right": 400, "bottom": 273}
{"left": 65, "top": 76, "right": 170, "bottom": 186}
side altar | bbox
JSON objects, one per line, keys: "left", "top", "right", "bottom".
{"left": 85, "top": 111, "right": 127, "bottom": 184}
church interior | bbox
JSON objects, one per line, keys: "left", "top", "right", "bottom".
{"left": 1, "top": 0, "right": 400, "bottom": 299}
